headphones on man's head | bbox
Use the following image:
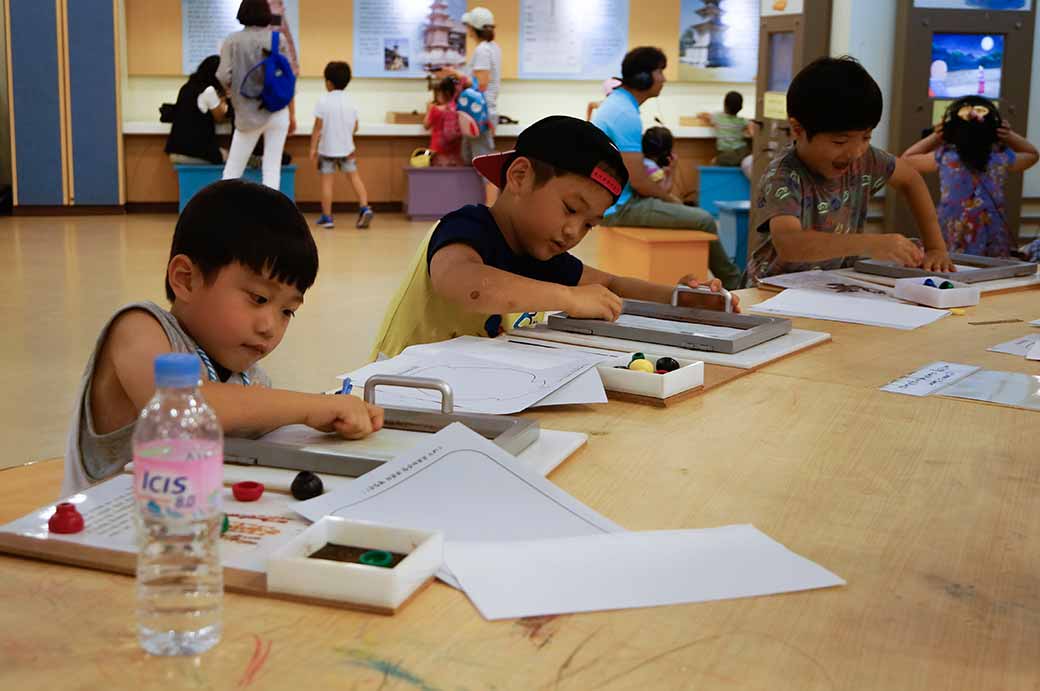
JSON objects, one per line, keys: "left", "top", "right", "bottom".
{"left": 624, "top": 71, "right": 654, "bottom": 91}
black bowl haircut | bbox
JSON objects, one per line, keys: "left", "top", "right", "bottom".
{"left": 164, "top": 179, "right": 318, "bottom": 302}
{"left": 787, "top": 56, "right": 883, "bottom": 139}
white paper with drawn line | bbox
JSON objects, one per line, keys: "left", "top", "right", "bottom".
{"left": 338, "top": 337, "right": 608, "bottom": 414}
{"left": 290, "top": 424, "right": 623, "bottom": 584}
{"left": 750, "top": 289, "right": 948, "bottom": 330}
{"left": 445, "top": 527, "right": 845, "bottom": 620}
{"left": 758, "top": 269, "right": 898, "bottom": 300}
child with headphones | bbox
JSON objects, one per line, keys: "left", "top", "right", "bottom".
{"left": 902, "top": 96, "right": 1038, "bottom": 257}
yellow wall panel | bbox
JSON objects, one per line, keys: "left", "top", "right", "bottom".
{"left": 126, "top": 0, "right": 181, "bottom": 75}
{"left": 628, "top": 0, "right": 681, "bottom": 82}
{"left": 298, "top": 0, "right": 352, "bottom": 77}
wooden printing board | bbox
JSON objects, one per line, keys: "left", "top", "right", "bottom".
{"left": 0, "top": 429, "right": 589, "bottom": 614}
{"left": 834, "top": 268, "right": 1040, "bottom": 295}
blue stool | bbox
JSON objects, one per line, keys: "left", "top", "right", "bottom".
{"left": 715, "top": 200, "right": 751, "bottom": 271}
{"left": 175, "top": 164, "right": 297, "bottom": 211}
{"left": 697, "top": 165, "right": 750, "bottom": 217}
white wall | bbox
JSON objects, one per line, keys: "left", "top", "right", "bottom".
{"left": 829, "top": 0, "right": 897, "bottom": 151}
{"left": 123, "top": 75, "right": 755, "bottom": 132}
{"left": 1025, "top": 6, "right": 1040, "bottom": 197}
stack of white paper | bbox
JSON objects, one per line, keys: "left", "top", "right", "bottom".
{"left": 759, "top": 269, "right": 897, "bottom": 301}
{"left": 988, "top": 334, "right": 1040, "bottom": 360}
{"left": 751, "top": 289, "right": 948, "bottom": 330}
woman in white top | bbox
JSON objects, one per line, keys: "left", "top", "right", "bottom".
{"left": 218, "top": 0, "right": 294, "bottom": 190}
{"left": 447, "top": 6, "right": 502, "bottom": 202}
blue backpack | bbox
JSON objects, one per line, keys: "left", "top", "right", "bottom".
{"left": 241, "top": 31, "right": 296, "bottom": 112}
{"left": 455, "top": 86, "right": 490, "bottom": 137}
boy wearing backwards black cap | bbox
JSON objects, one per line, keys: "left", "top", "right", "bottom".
{"left": 747, "top": 57, "right": 954, "bottom": 283}
{"left": 370, "top": 115, "right": 736, "bottom": 358}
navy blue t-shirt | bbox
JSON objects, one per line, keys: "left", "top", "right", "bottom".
{"left": 426, "top": 205, "right": 584, "bottom": 286}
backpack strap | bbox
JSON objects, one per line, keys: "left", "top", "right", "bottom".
{"left": 270, "top": 30, "right": 280, "bottom": 54}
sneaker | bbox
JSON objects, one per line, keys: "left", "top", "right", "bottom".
{"left": 316, "top": 214, "right": 334, "bottom": 229}
{"left": 356, "top": 206, "right": 374, "bottom": 229}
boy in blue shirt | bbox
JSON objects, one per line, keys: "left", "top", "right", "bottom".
{"left": 371, "top": 116, "right": 734, "bottom": 358}
{"left": 748, "top": 57, "right": 953, "bottom": 282}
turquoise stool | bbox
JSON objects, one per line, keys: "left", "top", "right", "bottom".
{"left": 715, "top": 200, "right": 751, "bottom": 271}
{"left": 175, "top": 164, "right": 297, "bottom": 211}
{"left": 697, "top": 165, "right": 750, "bottom": 217}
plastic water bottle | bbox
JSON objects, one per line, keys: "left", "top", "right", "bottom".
{"left": 132, "top": 353, "right": 223, "bottom": 656}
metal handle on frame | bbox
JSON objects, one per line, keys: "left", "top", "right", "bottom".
{"left": 670, "top": 284, "right": 733, "bottom": 313}
{"left": 363, "top": 375, "right": 455, "bottom": 414}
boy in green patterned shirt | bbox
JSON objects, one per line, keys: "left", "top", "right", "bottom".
{"left": 700, "top": 91, "right": 755, "bottom": 168}
{"left": 747, "top": 57, "right": 953, "bottom": 284}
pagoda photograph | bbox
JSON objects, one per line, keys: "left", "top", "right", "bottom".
{"left": 420, "top": 0, "right": 467, "bottom": 73}
{"left": 679, "top": 0, "right": 759, "bottom": 82}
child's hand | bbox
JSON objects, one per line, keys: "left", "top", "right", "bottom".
{"left": 309, "top": 149, "right": 317, "bottom": 161}
{"left": 566, "top": 285, "right": 623, "bottom": 321}
{"left": 304, "top": 395, "right": 384, "bottom": 440}
{"left": 922, "top": 248, "right": 955, "bottom": 272}
{"left": 867, "top": 234, "right": 924, "bottom": 267}
{"left": 675, "top": 275, "right": 741, "bottom": 313}
{"left": 997, "top": 124, "right": 1011, "bottom": 141}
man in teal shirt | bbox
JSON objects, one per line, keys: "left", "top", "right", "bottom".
{"left": 592, "top": 47, "right": 742, "bottom": 289}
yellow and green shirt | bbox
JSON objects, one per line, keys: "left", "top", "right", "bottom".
{"left": 370, "top": 205, "right": 585, "bottom": 359}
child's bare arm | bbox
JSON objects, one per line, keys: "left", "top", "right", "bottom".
{"left": 581, "top": 265, "right": 739, "bottom": 311}
{"left": 999, "top": 125, "right": 1040, "bottom": 172}
{"left": 900, "top": 126, "right": 942, "bottom": 173}
{"left": 309, "top": 117, "right": 323, "bottom": 160}
{"left": 106, "top": 310, "right": 382, "bottom": 440}
{"left": 429, "top": 244, "right": 622, "bottom": 320}
{"left": 202, "top": 384, "right": 383, "bottom": 440}
{"left": 769, "top": 215, "right": 924, "bottom": 267}
{"left": 888, "top": 158, "right": 954, "bottom": 271}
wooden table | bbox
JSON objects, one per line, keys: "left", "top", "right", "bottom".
{"left": 3, "top": 289, "right": 1039, "bottom": 690}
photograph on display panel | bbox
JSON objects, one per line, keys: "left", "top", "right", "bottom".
{"left": 928, "top": 33, "right": 1004, "bottom": 99}
{"left": 678, "top": 0, "right": 759, "bottom": 82}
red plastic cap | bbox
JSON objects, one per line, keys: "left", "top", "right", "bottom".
{"left": 232, "top": 481, "right": 265, "bottom": 502}
{"left": 48, "top": 502, "right": 85, "bottom": 534}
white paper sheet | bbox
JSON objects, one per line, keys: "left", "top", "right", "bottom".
{"left": 759, "top": 270, "right": 897, "bottom": 300}
{"left": 880, "top": 361, "right": 981, "bottom": 397}
{"left": 988, "top": 334, "right": 1040, "bottom": 357}
{"left": 939, "top": 369, "right": 1040, "bottom": 411}
{"left": 613, "top": 313, "right": 745, "bottom": 338}
{"left": 532, "top": 368, "right": 607, "bottom": 407}
{"left": 0, "top": 475, "right": 308, "bottom": 573}
{"left": 291, "top": 423, "right": 622, "bottom": 543}
{"left": 1031, "top": 319, "right": 1040, "bottom": 327}
{"left": 338, "top": 337, "right": 607, "bottom": 414}
{"left": 445, "top": 526, "right": 845, "bottom": 620}
{"left": 1028, "top": 342, "right": 1040, "bottom": 361}
{"left": 750, "top": 289, "right": 949, "bottom": 330}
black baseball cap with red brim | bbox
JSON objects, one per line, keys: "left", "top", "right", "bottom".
{"left": 472, "top": 115, "right": 629, "bottom": 201}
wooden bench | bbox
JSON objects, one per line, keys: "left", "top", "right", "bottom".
{"left": 595, "top": 226, "right": 715, "bottom": 283}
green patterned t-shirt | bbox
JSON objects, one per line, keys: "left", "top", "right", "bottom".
{"left": 748, "top": 144, "right": 896, "bottom": 282}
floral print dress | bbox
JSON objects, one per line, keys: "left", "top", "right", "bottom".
{"left": 935, "top": 144, "right": 1016, "bottom": 257}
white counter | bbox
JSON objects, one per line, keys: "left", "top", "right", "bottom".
{"left": 123, "top": 121, "right": 716, "bottom": 139}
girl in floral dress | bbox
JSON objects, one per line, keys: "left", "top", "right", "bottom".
{"left": 901, "top": 96, "right": 1038, "bottom": 257}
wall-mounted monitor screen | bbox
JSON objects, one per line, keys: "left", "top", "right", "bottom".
{"left": 929, "top": 33, "right": 1004, "bottom": 99}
